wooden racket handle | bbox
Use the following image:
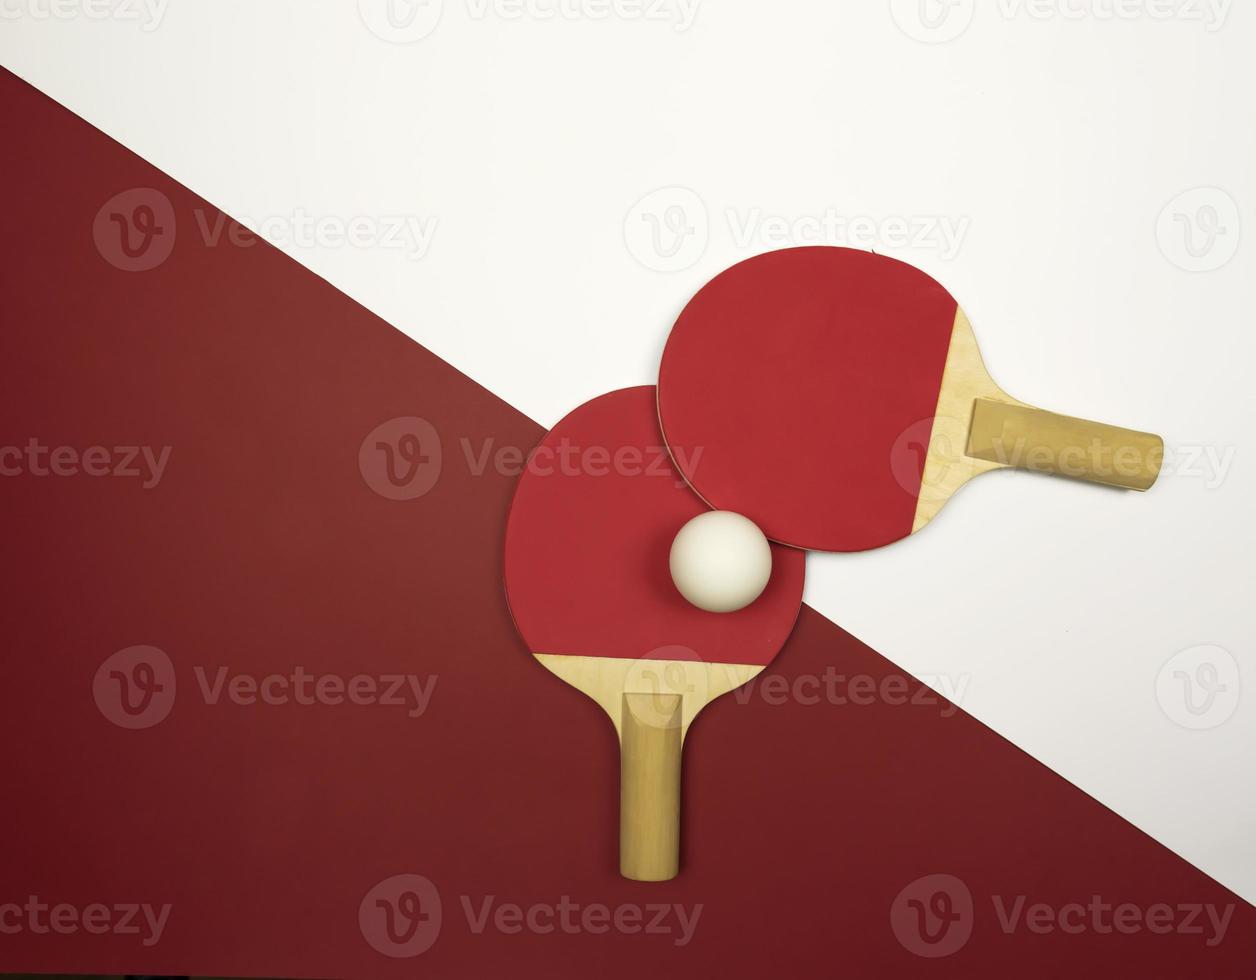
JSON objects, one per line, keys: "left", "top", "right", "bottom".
{"left": 619, "top": 692, "right": 683, "bottom": 881}
{"left": 967, "top": 398, "right": 1163, "bottom": 491}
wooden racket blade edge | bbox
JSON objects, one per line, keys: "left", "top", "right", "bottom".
{"left": 912, "top": 307, "right": 1016, "bottom": 534}
{"left": 533, "top": 653, "right": 764, "bottom": 739}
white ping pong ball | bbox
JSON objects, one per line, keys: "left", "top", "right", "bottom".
{"left": 669, "top": 511, "right": 773, "bottom": 613}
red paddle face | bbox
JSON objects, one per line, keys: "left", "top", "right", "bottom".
{"left": 504, "top": 386, "right": 804, "bottom": 667}
{"left": 658, "top": 247, "right": 960, "bottom": 552}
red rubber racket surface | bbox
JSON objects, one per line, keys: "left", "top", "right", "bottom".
{"left": 658, "top": 246, "right": 960, "bottom": 552}
{"left": 504, "top": 386, "right": 804, "bottom": 666}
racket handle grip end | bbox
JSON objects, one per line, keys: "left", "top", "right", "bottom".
{"left": 619, "top": 692, "right": 683, "bottom": 882}
{"left": 967, "top": 398, "right": 1164, "bottom": 491}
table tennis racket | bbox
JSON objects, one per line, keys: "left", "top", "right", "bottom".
{"left": 504, "top": 386, "right": 804, "bottom": 881}
{"left": 658, "top": 246, "right": 1164, "bottom": 552}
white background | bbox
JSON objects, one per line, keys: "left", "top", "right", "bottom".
{"left": 2, "top": 0, "right": 1252, "bottom": 901}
